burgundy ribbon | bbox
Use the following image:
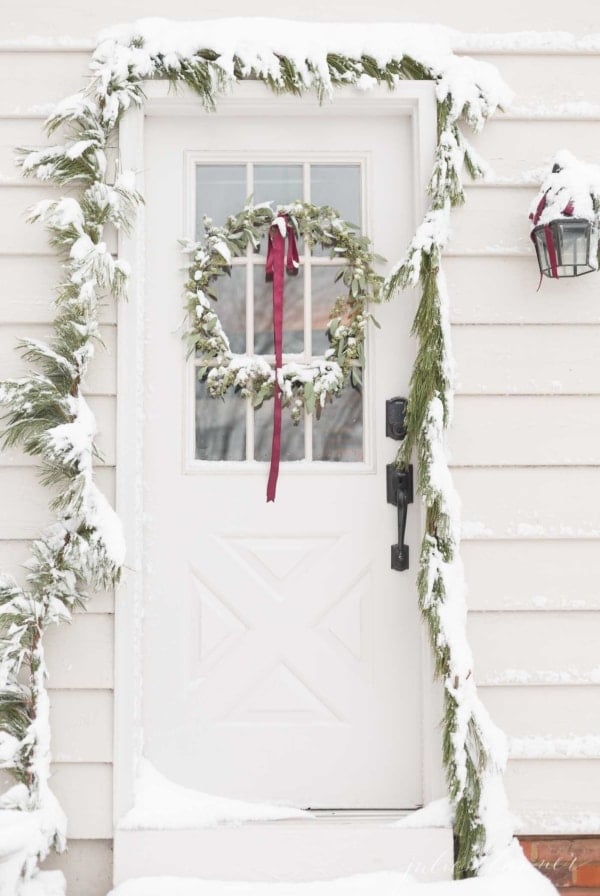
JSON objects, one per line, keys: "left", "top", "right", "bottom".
{"left": 530, "top": 193, "right": 575, "bottom": 285}
{"left": 265, "top": 215, "right": 299, "bottom": 502}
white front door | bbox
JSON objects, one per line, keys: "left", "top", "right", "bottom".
{"left": 141, "top": 89, "right": 424, "bottom": 809}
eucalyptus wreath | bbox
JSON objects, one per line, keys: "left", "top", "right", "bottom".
{"left": 182, "top": 200, "right": 383, "bottom": 423}
{"left": 0, "top": 19, "right": 514, "bottom": 889}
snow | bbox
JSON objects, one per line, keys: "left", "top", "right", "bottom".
{"left": 394, "top": 800, "right": 453, "bottom": 830}
{"left": 529, "top": 149, "right": 600, "bottom": 226}
{"left": 119, "top": 759, "right": 313, "bottom": 830}
{"left": 0, "top": 812, "right": 66, "bottom": 896}
{"left": 108, "top": 842, "right": 556, "bottom": 896}
{"left": 480, "top": 667, "right": 600, "bottom": 686}
{"left": 509, "top": 734, "right": 600, "bottom": 759}
{"left": 514, "top": 811, "right": 600, "bottom": 835}
{"left": 45, "top": 394, "right": 126, "bottom": 568}
{"left": 87, "top": 18, "right": 511, "bottom": 130}
{"left": 460, "top": 521, "right": 493, "bottom": 538}
{"left": 8, "top": 29, "right": 600, "bottom": 55}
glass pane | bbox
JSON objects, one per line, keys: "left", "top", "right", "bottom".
{"left": 195, "top": 375, "right": 246, "bottom": 461}
{"left": 254, "top": 164, "right": 303, "bottom": 207}
{"left": 313, "top": 386, "right": 363, "bottom": 462}
{"left": 254, "top": 400, "right": 305, "bottom": 462}
{"left": 254, "top": 265, "right": 304, "bottom": 355}
{"left": 253, "top": 165, "right": 304, "bottom": 254}
{"left": 311, "top": 265, "right": 343, "bottom": 356}
{"left": 311, "top": 165, "right": 361, "bottom": 257}
{"left": 213, "top": 265, "right": 246, "bottom": 355}
{"left": 196, "top": 165, "right": 246, "bottom": 238}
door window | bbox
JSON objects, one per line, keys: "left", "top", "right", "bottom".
{"left": 193, "top": 162, "right": 364, "bottom": 464}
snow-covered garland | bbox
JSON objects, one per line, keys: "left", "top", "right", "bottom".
{"left": 183, "top": 201, "right": 383, "bottom": 422}
{"left": 0, "top": 18, "right": 514, "bottom": 888}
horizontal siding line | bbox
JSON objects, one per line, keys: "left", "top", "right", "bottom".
{"left": 450, "top": 322, "right": 600, "bottom": 327}
{"left": 463, "top": 536, "right": 600, "bottom": 543}
{"left": 0, "top": 180, "right": 55, "bottom": 189}
{"left": 0, "top": 251, "right": 54, "bottom": 258}
{"left": 468, "top": 607, "right": 600, "bottom": 615}
{"left": 48, "top": 687, "right": 114, "bottom": 693}
{"left": 451, "top": 464, "right": 600, "bottom": 470}
{"left": 444, "top": 250, "right": 529, "bottom": 258}
{"left": 450, "top": 321, "right": 600, "bottom": 326}
{"left": 0, "top": 44, "right": 599, "bottom": 58}
{"left": 454, "top": 47, "right": 600, "bottom": 57}
{"left": 51, "top": 761, "right": 112, "bottom": 767}
{"left": 505, "top": 755, "right": 600, "bottom": 762}
{"left": 501, "top": 112, "right": 600, "bottom": 122}
{"left": 478, "top": 680, "right": 600, "bottom": 688}
{"left": 465, "top": 181, "right": 539, "bottom": 190}
{"left": 0, "top": 460, "right": 115, "bottom": 467}
{"left": 460, "top": 536, "right": 600, "bottom": 545}
{"left": 453, "top": 394, "right": 600, "bottom": 399}
{"left": 455, "top": 392, "right": 600, "bottom": 398}
{"left": 0, "top": 113, "right": 50, "bottom": 121}
{"left": 49, "top": 688, "right": 113, "bottom": 694}
{"left": 0, "top": 44, "right": 93, "bottom": 53}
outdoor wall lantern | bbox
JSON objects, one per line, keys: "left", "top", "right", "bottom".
{"left": 529, "top": 152, "right": 600, "bottom": 280}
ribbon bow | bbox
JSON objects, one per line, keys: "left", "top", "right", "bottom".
{"left": 265, "top": 215, "right": 299, "bottom": 503}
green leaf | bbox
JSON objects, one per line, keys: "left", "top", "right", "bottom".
{"left": 304, "top": 381, "right": 316, "bottom": 414}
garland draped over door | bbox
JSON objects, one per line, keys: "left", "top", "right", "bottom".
{"left": 0, "top": 18, "right": 514, "bottom": 886}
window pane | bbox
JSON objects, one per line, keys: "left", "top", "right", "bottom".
{"left": 254, "top": 400, "right": 305, "bottom": 462}
{"left": 254, "top": 264, "right": 304, "bottom": 356}
{"left": 311, "top": 265, "right": 342, "bottom": 357}
{"left": 311, "top": 165, "right": 361, "bottom": 226}
{"left": 311, "top": 165, "right": 361, "bottom": 257}
{"left": 254, "top": 165, "right": 304, "bottom": 254}
{"left": 196, "top": 165, "right": 246, "bottom": 238}
{"left": 254, "top": 165, "right": 303, "bottom": 207}
{"left": 195, "top": 375, "right": 246, "bottom": 461}
{"left": 213, "top": 265, "right": 246, "bottom": 355}
{"left": 313, "top": 386, "right": 363, "bottom": 462}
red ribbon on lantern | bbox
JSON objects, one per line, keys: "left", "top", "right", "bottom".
{"left": 265, "top": 215, "right": 299, "bottom": 502}
{"left": 530, "top": 193, "right": 575, "bottom": 284}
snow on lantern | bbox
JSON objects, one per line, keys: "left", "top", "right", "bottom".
{"left": 530, "top": 151, "right": 600, "bottom": 279}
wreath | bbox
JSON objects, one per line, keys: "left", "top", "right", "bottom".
{"left": 181, "top": 201, "right": 385, "bottom": 424}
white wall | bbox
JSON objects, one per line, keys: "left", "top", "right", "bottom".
{"left": 1, "top": 4, "right": 600, "bottom": 892}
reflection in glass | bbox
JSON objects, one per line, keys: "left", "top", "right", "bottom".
{"left": 254, "top": 165, "right": 304, "bottom": 254}
{"left": 311, "top": 165, "right": 361, "bottom": 257}
{"left": 196, "top": 165, "right": 246, "bottom": 238}
{"left": 254, "top": 265, "right": 304, "bottom": 355}
{"left": 254, "top": 165, "right": 303, "bottom": 206}
{"left": 310, "top": 265, "right": 343, "bottom": 356}
{"left": 254, "top": 400, "right": 305, "bottom": 462}
{"left": 214, "top": 266, "right": 246, "bottom": 354}
{"left": 313, "top": 385, "right": 363, "bottom": 462}
{"left": 195, "top": 375, "right": 246, "bottom": 461}
{"left": 311, "top": 165, "right": 361, "bottom": 227}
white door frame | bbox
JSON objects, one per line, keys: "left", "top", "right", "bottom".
{"left": 114, "top": 79, "right": 442, "bottom": 826}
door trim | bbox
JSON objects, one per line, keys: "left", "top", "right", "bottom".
{"left": 114, "top": 80, "right": 441, "bottom": 826}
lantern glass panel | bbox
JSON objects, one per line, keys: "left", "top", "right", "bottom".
{"left": 555, "top": 219, "right": 590, "bottom": 275}
{"left": 533, "top": 218, "right": 598, "bottom": 278}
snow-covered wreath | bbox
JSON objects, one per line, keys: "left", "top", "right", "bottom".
{"left": 0, "top": 18, "right": 516, "bottom": 891}
{"left": 184, "top": 201, "right": 383, "bottom": 421}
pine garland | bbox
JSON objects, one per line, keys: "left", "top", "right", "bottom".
{"left": 0, "top": 19, "right": 513, "bottom": 886}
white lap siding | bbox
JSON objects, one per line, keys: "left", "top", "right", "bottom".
{"left": 1, "top": 8, "right": 600, "bottom": 892}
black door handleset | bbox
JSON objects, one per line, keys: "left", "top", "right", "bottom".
{"left": 385, "top": 397, "right": 413, "bottom": 572}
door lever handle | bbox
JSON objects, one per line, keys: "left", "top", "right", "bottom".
{"left": 386, "top": 464, "right": 414, "bottom": 571}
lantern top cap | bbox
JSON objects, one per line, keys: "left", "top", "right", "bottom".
{"left": 530, "top": 150, "right": 600, "bottom": 232}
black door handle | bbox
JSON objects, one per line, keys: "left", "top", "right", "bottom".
{"left": 386, "top": 464, "right": 414, "bottom": 571}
